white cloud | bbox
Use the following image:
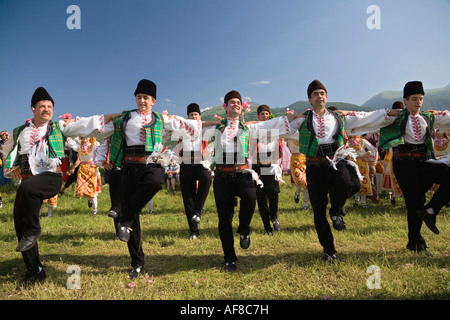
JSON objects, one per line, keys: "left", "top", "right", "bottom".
{"left": 250, "top": 80, "right": 270, "bottom": 85}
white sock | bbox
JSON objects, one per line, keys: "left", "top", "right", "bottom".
{"left": 426, "top": 207, "right": 435, "bottom": 215}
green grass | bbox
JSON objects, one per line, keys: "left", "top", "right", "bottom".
{"left": 0, "top": 177, "right": 449, "bottom": 300}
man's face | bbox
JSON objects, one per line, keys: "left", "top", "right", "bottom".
{"left": 258, "top": 111, "right": 270, "bottom": 121}
{"left": 33, "top": 100, "right": 53, "bottom": 124}
{"left": 225, "top": 98, "right": 242, "bottom": 117}
{"left": 308, "top": 89, "right": 327, "bottom": 109}
{"left": 188, "top": 112, "right": 201, "bottom": 120}
{"left": 136, "top": 94, "right": 155, "bottom": 114}
{"left": 403, "top": 94, "right": 423, "bottom": 114}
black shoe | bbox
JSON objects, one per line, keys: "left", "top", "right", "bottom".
{"left": 189, "top": 233, "right": 198, "bottom": 240}
{"left": 323, "top": 253, "right": 338, "bottom": 262}
{"left": 265, "top": 229, "right": 273, "bottom": 236}
{"left": 240, "top": 234, "right": 250, "bottom": 249}
{"left": 272, "top": 219, "right": 281, "bottom": 231}
{"left": 16, "top": 232, "right": 41, "bottom": 252}
{"left": 406, "top": 243, "right": 433, "bottom": 257}
{"left": 17, "top": 268, "right": 46, "bottom": 289}
{"left": 88, "top": 199, "right": 93, "bottom": 208}
{"left": 128, "top": 266, "right": 142, "bottom": 279}
{"left": 117, "top": 225, "right": 132, "bottom": 242}
{"left": 417, "top": 208, "right": 439, "bottom": 234}
{"left": 191, "top": 214, "right": 201, "bottom": 224}
{"left": 225, "top": 261, "right": 237, "bottom": 272}
{"left": 331, "top": 215, "right": 346, "bottom": 231}
{"left": 108, "top": 210, "right": 118, "bottom": 219}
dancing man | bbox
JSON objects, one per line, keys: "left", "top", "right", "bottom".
{"left": 250, "top": 104, "right": 284, "bottom": 234}
{"left": 104, "top": 79, "right": 202, "bottom": 278}
{"left": 178, "top": 103, "right": 212, "bottom": 240}
{"left": 1, "top": 87, "right": 119, "bottom": 288}
{"left": 289, "top": 80, "right": 401, "bottom": 261}
{"left": 204, "top": 90, "right": 302, "bottom": 271}
{"left": 379, "top": 81, "right": 450, "bottom": 256}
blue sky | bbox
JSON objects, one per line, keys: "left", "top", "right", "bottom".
{"left": 0, "top": 0, "right": 449, "bottom": 132}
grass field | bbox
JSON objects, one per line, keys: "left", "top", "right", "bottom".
{"left": 0, "top": 175, "right": 449, "bottom": 302}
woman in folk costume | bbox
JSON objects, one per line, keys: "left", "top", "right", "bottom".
{"left": 0, "top": 130, "right": 11, "bottom": 207}
{"left": 381, "top": 147, "right": 403, "bottom": 204}
{"left": 0, "top": 87, "right": 119, "bottom": 288}
{"left": 288, "top": 80, "right": 401, "bottom": 261}
{"left": 429, "top": 130, "right": 450, "bottom": 202}
{"left": 433, "top": 130, "right": 450, "bottom": 159}
{"left": 379, "top": 81, "right": 450, "bottom": 256}
{"left": 97, "top": 79, "right": 202, "bottom": 279}
{"left": 41, "top": 194, "right": 57, "bottom": 217}
{"left": 74, "top": 136, "right": 102, "bottom": 215}
{"left": 284, "top": 133, "right": 309, "bottom": 210}
{"left": 348, "top": 134, "right": 380, "bottom": 209}
{"left": 202, "top": 90, "right": 302, "bottom": 271}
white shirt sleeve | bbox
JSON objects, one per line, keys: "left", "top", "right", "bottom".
{"left": 163, "top": 115, "right": 202, "bottom": 140}
{"left": 246, "top": 116, "right": 291, "bottom": 138}
{"left": 60, "top": 115, "right": 113, "bottom": 139}
{"left": 345, "top": 109, "right": 395, "bottom": 136}
{"left": 434, "top": 111, "right": 450, "bottom": 132}
{"left": 289, "top": 117, "right": 306, "bottom": 132}
{"left": 92, "top": 138, "right": 109, "bottom": 165}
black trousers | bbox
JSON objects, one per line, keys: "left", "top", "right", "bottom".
{"left": 13, "top": 172, "right": 62, "bottom": 273}
{"left": 119, "top": 163, "right": 164, "bottom": 268}
{"left": 213, "top": 172, "right": 256, "bottom": 262}
{"left": 393, "top": 158, "right": 450, "bottom": 251}
{"left": 179, "top": 163, "right": 212, "bottom": 236}
{"left": 108, "top": 167, "right": 122, "bottom": 233}
{"left": 253, "top": 164, "right": 280, "bottom": 232}
{"left": 306, "top": 161, "right": 360, "bottom": 255}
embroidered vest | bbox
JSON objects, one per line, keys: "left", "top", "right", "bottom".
{"left": 211, "top": 119, "right": 249, "bottom": 165}
{"left": 379, "top": 109, "right": 435, "bottom": 159}
{"left": 5, "top": 121, "right": 65, "bottom": 169}
{"left": 108, "top": 110, "right": 164, "bottom": 166}
{"left": 298, "top": 110, "right": 346, "bottom": 156}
